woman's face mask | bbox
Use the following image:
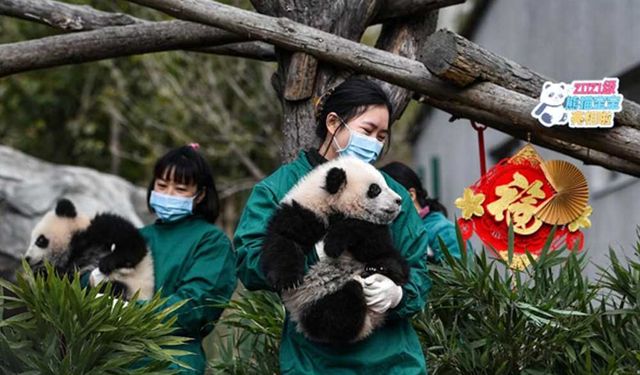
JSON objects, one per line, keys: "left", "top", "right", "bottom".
{"left": 149, "top": 191, "right": 196, "bottom": 222}
{"left": 333, "top": 119, "right": 384, "bottom": 164}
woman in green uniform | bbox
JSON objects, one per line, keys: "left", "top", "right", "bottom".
{"left": 234, "top": 78, "right": 431, "bottom": 374}
{"left": 380, "top": 161, "right": 468, "bottom": 263}
{"left": 141, "top": 144, "right": 236, "bottom": 374}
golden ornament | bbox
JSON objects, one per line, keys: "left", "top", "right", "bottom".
{"left": 568, "top": 205, "right": 593, "bottom": 232}
{"left": 497, "top": 251, "right": 535, "bottom": 271}
{"left": 536, "top": 160, "right": 589, "bottom": 225}
{"left": 509, "top": 144, "right": 544, "bottom": 166}
{"left": 455, "top": 188, "right": 486, "bottom": 220}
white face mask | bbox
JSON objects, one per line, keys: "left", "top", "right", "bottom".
{"left": 333, "top": 121, "right": 384, "bottom": 164}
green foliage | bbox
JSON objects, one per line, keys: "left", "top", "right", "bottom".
{"left": 414, "top": 231, "right": 640, "bottom": 374}
{"left": 206, "top": 231, "right": 640, "bottom": 375}
{"left": 0, "top": 0, "right": 280, "bottom": 191}
{"left": 0, "top": 263, "right": 190, "bottom": 374}
{"left": 208, "top": 290, "right": 284, "bottom": 375}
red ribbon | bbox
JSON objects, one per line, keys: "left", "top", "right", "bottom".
{"left": 470, "top": 121, "right": 487, "bottom": 176}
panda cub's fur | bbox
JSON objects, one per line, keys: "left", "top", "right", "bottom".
{"left": 261, "top": 156, "right": 410, "bottom": 344}
{"left": 25, "top": 199, "right": 154, "bottom": 301}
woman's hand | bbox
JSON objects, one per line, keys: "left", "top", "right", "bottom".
{"left": 360, "top": 273, "right": 403, "bottom": 314}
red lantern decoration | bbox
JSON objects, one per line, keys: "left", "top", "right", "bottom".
{"left": 455, "top": 144, "right": 591, "bottom": 269}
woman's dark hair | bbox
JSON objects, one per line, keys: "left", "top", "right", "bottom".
{"left": 316, "top": 77, "right": 394, "bottom": 145}
{"left": 380, "top": 161, "right": 448, "bottom": 217}
{"left": 146, "top": 145, "right": 220, "bottom": 223}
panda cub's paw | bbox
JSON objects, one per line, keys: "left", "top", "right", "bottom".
{"left": 265, "top": 257, "right": 306, "bottom": 291}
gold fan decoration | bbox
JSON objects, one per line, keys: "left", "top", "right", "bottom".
{"left": 535, "top": 160, "right": 589, "bottom": 225}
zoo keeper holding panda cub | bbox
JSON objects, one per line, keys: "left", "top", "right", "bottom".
{"left": 234, "top": 77, "right": 431, "bottom": 374}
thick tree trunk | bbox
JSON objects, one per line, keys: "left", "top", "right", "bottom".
{"left": 250, "top": 0, "right": 381, "bottom": 161}
{"left": 374, "top": 11, "right": 439, "bottom": 122}
{"left": 126, "top": 0, "right": 640, "bottom": 175}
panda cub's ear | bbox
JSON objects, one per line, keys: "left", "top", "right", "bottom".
{"left": 324, "top": 167, "right": 347, "bottom": 195}
{"left": 55, "top": 198, "right": 77, "bottom": 218}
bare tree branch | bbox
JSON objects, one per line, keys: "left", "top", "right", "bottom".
{"left": 0, "top": 0, "right": 143, "bottom": 30}
{"left": 423, "top": 29, "right": 640, "bottom": 131}
{"left": 128, "top": 0, "right": 640, "bottom": 174}
{"left": 375, "top": 0, "right": 465, "bottom": 22}
{"left": 0, "top": 0, "right": 276, "bottom": 61}
{"left": 203, "top": 41, "right": 275, "bottom": 61}
{"left": 0, "top": 21, "right": 246, "bottom": 77}
{"left": 419, "top": 93, "right": 640, "bottom": 177}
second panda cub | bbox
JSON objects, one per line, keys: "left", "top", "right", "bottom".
{"left": 261, "top": 156, "right": 410, "bottom": 344}
{"left": 65, "top": 212, "right": 155, "bottom": 301}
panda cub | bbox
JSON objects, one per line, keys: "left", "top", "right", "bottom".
{"left": 261, "top": 156, "right": 410, "bottom": 344}
{"left": 25, "top": 199, "right": 154, "bottom": 301}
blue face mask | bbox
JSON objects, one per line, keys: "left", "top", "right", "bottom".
{"left": 333, "top": 121, "right": 384, "bottom": 164}
{"left": 149, "top": 191, "right": 196, "bottom": 222}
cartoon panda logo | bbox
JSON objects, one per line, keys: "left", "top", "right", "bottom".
{"left": 531, "top": 81, "right": 570, "bottom": 127}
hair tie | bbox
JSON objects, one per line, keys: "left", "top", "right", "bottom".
{"left": 188, "top": 143, "right": 200, "bottom": 150}
{"left": 314, "top": 86, "right": 337, "bottom": 120}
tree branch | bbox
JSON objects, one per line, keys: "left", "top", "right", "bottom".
{"left": 375, "top": 0, "right": 465, "bottom": 23}
{"left": 418, "top": 94, "right": 640, "bottom": 177}
{"left": 127, "top": 0, "right": 640, "bottom": 175}
{"left": 423, "top": 29, "right": 640, "bottom": 130}
{"left": 0, "top": 0, "right": 276, "bottom": 61}
{"left": 0, "top": 0, "right": 143, "bottom": 30}
{"left": 0, "top": 21, "right": 248, "bottom": 77}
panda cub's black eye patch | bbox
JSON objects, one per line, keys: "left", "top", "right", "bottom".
{"left": 35, "top": 235, "right": 49, "bottom": 248}
{"left": 367, "top": 184, "right": 381, "bottom": 198}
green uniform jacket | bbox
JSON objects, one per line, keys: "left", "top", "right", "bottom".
{"left": 423, "top": 212, "right": 461, "bottom": 262}
{"left": 234, "top": 151, "right": 431, "bottom": 375}
{"left": 140, "top": 216, "right": 237, "bottom": 374}
{"left": 422, "top": 212, "right": 473, "bottom": 267}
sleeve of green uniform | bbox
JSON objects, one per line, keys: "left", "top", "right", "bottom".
{"left": 432, "top": 220, "right": 462, "bottom": 262}
{"left": 233, "top": 184, "right": 278, "bottom": 292}
{"left": 160, "top": 230, "right": 237, "bottom": 337}
{"left": 387, "top": 191, "right": 431, "bottom": 320}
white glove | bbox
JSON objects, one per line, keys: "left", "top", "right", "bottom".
{"left": 95, "top": 293, "right": 129, "bottom": 309}
{"left": 361, "top": 273, "right": 403, "bottom": 314}
{"left": 314, "top": 240, "right": 327, "bottom": 260}
{"left": 89, "top": 267, "right": 107, "bottom": 287}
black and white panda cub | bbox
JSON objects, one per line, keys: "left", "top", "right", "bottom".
{"left": 261, "top": 156, "right": 410, "bottom": 344}
{"left": 24, "top": 199, "right": 154, "bottom": 301}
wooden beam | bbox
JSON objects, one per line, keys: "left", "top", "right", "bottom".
{"left": 423, "top": 29, "right": 640, "bottom": 131}
{"left": 0, "top": 21, "right": 244, "bottom": 77}
{"left": 127, "top": 0, "right": 640, "bottom": 174}
{"left": 0, "top": 0, "right": 276, "bottom": 61}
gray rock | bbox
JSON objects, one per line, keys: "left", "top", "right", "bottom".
{"left": 0, "top": 146, "right": 154, "bottom": 279}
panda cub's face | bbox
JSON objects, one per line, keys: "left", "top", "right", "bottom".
{"left": 24, "top": 199, "right": 90, "bottom": 267}
{"left": 325, "top": 157, "right": 402, "bottom": 225}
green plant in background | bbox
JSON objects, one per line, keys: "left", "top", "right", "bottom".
{"left": 205, "top": 229, "right": 640, "bottom": 375}
{"left": 414, "top": 226, "right": 640, "bottom": 375}
{"left": 0, "top": 263, "right": 189, "bottom": 375}
{"left": 208, "top": 290, "right": 284, "bottom": 375}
